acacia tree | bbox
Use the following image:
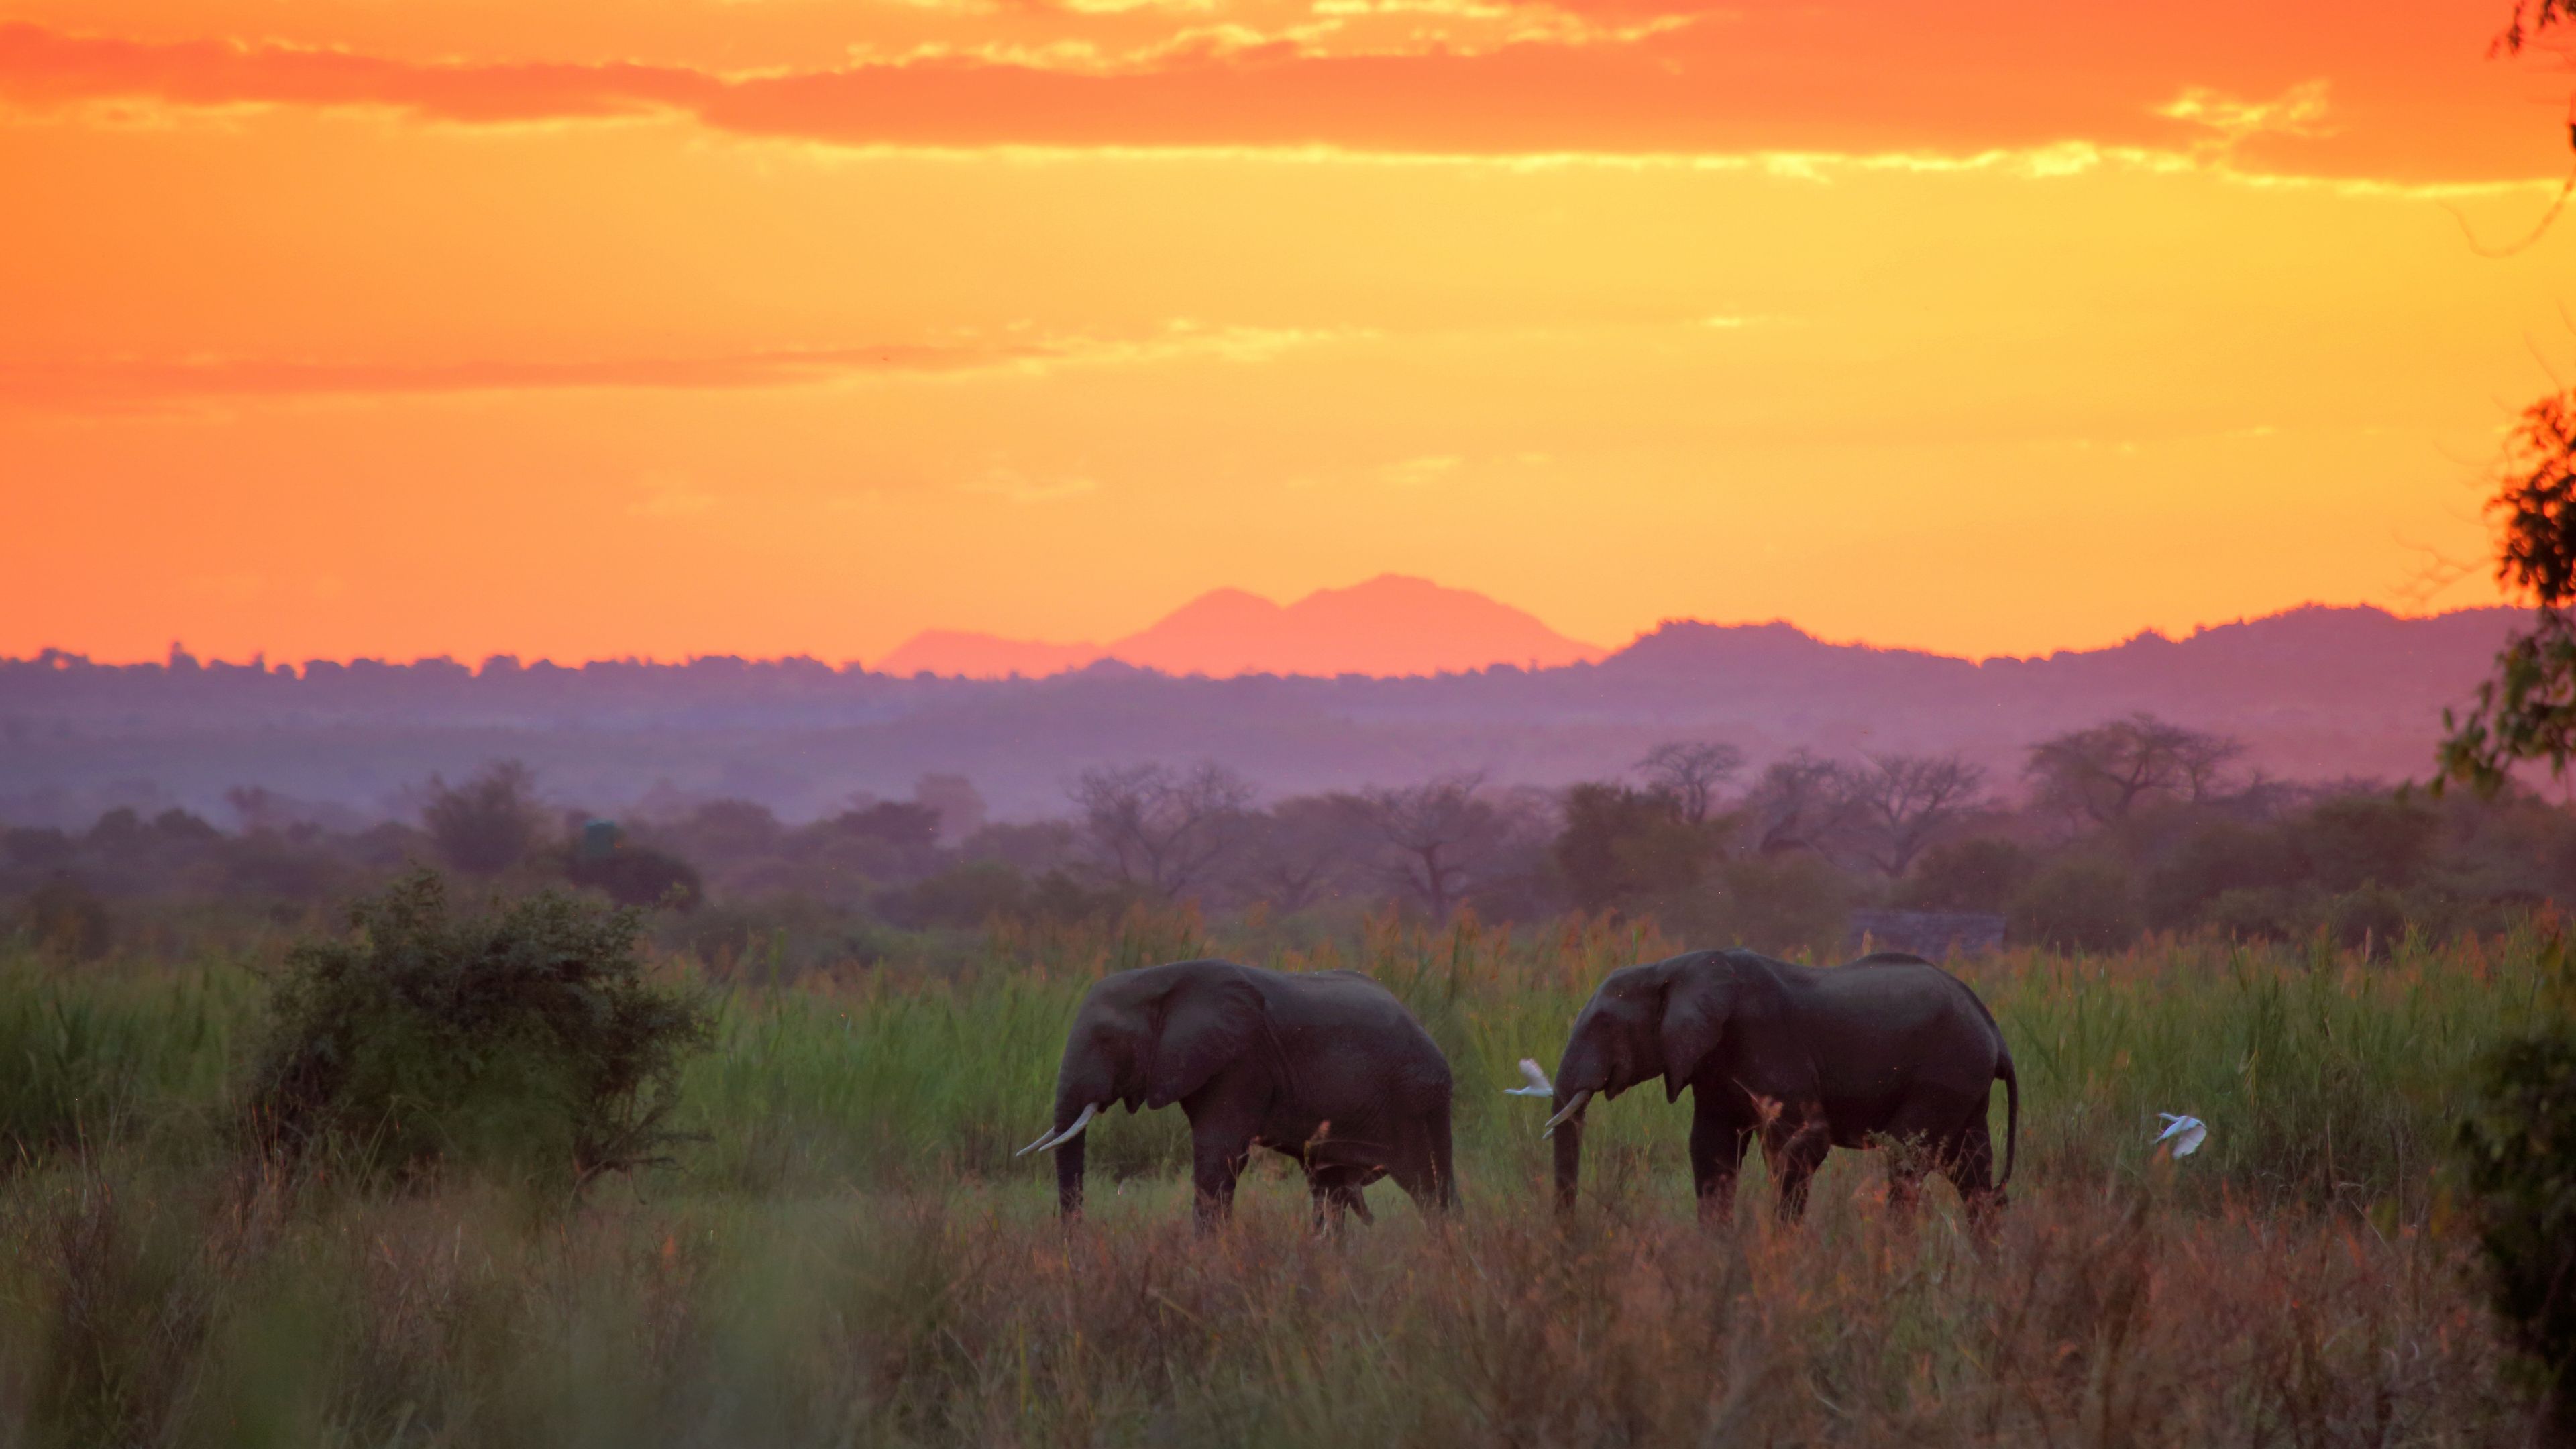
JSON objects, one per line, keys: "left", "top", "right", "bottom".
{"left": 1069, "top": 761, "right": 1254, "bottom": 899}
{"left": 1554, "top": 782, "right": 1710, "bottom": 916}
{"left": 1743, "top": 751, "right": 1863, "bottom": 858}
{"left": 1230, "top": 794, "right": 1362, "bottom": 913}
{"left": 1344, "top": 771, "right": 1536, "bottom": 919}
{"left": 2023, "top": 714, "right": 2244, "bottom": 828}
{"left": 1633, "top": 741, "right": 1745, "bottom": 824}
{"left": 423, "top": 760, "right": 546, "bottom": 875}
{"left": 1844, "top": 753, "right": 1988, "bottom": 878}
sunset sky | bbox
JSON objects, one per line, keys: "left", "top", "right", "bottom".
{"left": 7, "top": 0, "right": 2576, "bottom": 667}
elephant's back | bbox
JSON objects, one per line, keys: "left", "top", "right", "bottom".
{"left": 1264, "top": 970, "right": 1454, "bottom": 1108}
{"left": 1803, "top": 958, "right": 2008, "bottom": 1067}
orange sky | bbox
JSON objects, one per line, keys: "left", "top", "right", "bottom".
{"left": 6, "top": 0, "right": 2576, "bottom": 666}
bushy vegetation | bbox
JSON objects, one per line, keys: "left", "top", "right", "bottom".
{"left": 248, "top": 871, "right": 712, "bottom": 1187}
{"left": 2457, "top": 941, "right": 2576, "bottom": 1432}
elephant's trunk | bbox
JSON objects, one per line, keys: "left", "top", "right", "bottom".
{"left": 1545, "top": 1045, "right": 1605, "bottom": 1216}
{"left": 1055, "top": 1126, "right": 1086, "bottom": 1219}
{"left": 1031, "top": 1050, "right": 1113, "bottom": 1222}
{"left": 1552, "top": 1106, "right": 1583, "bottom": 1215}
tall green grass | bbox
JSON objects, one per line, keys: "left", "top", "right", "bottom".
{"left": 0, "top": 911, "right": 2559, "bottom": 1444}
{"left": 5, "top": 913, "right": 2555, "bottom": 1215}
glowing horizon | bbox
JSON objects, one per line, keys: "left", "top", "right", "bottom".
{"left": 5, "top": 1, "right": 2573, "bottom": 668}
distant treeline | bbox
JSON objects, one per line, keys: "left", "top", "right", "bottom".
{"left": 0, "top": 608, "right": 2528, "bottom": 824}
{"left": 7, "top": 709, "right": 2568, "bottom": 972}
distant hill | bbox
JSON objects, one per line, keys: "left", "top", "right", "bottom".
{"left": 871, "top": 631, "right": 1104, "bottom": 680}
{"left": 0, "top": 602, "right": 2530, "bottom": 826}
{"left": 873, "top": 574, "right": 1604, "bottom": 678}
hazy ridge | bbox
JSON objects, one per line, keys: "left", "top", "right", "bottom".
{"left": 0, "top": 601, "right": 2525, "bottom": 826}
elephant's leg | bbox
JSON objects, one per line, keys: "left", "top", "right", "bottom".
{"left": 1688, "top": 1097, "right": 1750, "bottom": 1226}
{"left": 1765, "top": 1121, "right": 1831, "bottom": 1226}
{"left": 1940, "top": 1118, "right": 2003, "bottom": 1240}
{"left": 1189, "top": 1128, "right": 1253, "bottom": 1232}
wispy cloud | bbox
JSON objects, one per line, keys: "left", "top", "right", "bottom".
{"left": 960, "top": 469, "right": 1100, "bottom": 502}
{"left": 631, "top": 474, "right": 719, "bottom": 517}
{"left": 0, "top": 22, "right": 2534, "bottom": 186}
{"left": 0, "top": 327, "right": 1356, "bottom": 414}
{"left": 1379, "top": 454, "right": 1463, "bottom": 486}
{"left": 2155, "top": 81, "right": 2337, "bottom": 144}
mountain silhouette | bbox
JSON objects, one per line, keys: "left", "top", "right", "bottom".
{"left": 873, "top": 574, "right": 1603, "bottom": 678}
{"left": 0, "top": 600, "right": 2528, "bottom": 824}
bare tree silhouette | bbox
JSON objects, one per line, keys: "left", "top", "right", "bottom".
{"left": 1845, "top": 753, "right": 1989, "bottom": 877}
{"left": 1633, "top": 740, "right": 1745, "bottom": 824}
{"left": 1069, "top": 761, "right": 1254, "bottom": 898}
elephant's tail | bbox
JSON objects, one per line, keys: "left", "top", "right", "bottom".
{"left": 1995, "top": 1052, "right": 2020, "bottom": 1191}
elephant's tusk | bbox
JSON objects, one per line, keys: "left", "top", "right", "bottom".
{"left": 1016, "top": 1102, "right": 1100, "bottom": 1157}
{"left": 1540, "top": 1089, "right": 1592, "bottom": 1138}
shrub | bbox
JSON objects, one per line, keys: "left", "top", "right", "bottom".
{"left": 2294, "top": 794, "right": 2438, "bottom": 895}
{"left": 2142, "top": 820, "right": 2301, "bottom": 930}
{"left": 422, "top": 761, "right": 546, "bottom": 875}
{"left": 2326, "top": 883, "right": 2409, "bottom": 955}
{"left": 2202, "top": 885, "right": 2307, "bottom": 942}
{"left": 565, "top": 843, "right": 704, "bottom": 912}
{"left": 2456, "top": 951, "right": 2576, "bottom": 1434}
{"left": 1554, "top": 783, "right": 1709, "bottom": 916}
{"left": 19, "top": 877, "right": 113, "bottom": 962}
{"left": 1894, "top": 837, "right": 2031, "bottom": 912}
{"left": 248, "top": 869, "right": 712, "bottom": 1187}
{"left": 2010, "top": 856, "right": 2141, "bottom": 953}
{"left": 1660, "top": 852, "right": 1857, "bottom": 960}
{"left": 875, "top": 860, "right": 1028, "bottom": 930}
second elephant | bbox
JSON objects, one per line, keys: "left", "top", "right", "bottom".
{"left": 1545, "top": 948, "right": 2018, "bottom": 1227}
{"left": 1020, "top": 959, "right": 1457, "bottom": 1227}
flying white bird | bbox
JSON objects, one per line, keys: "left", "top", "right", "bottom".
{"left": 1505, "top": 1059, "right": 1555, "bottom": 1097}
{"left": 2153, "top": 1113, "right": 2208, "bottom": 1158}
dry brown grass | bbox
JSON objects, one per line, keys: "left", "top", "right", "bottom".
{"left": 0, "top": 1157, "right": 2524, "bottom": 1447}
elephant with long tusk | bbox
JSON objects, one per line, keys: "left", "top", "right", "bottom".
{"left": 1546, "top": 948, "right": 2018, "bottom": 1230}
{"left": 1020, "top": 958, "right": 1457, "bottom": 1230}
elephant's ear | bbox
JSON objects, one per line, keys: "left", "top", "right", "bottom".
{"left": 1144, "top": 969, "right": 1268, "bottom": 1110}
{"left": 1660, "top": 957, "right": 1733, "bottom": 1102}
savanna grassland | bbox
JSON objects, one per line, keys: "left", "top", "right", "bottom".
{"left": 0, "top": 910, "right": 2561, "bottom": 1447}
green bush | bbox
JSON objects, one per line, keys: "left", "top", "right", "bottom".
{"left": 2010, "top": 856, "right": 2140, "bottom": 953}
{"left": 248, "top": 869, "right": 712, "bottom": 1188}
{"left": 2201, "top": 885, "right": 2308, "bottom": 942}
{"left": 564, "top": 843, "right": 704, "bottom": 912}
{"left": 875, "top": 859, "right": 1028, "bottom": 930}
{"left": 1653, "top": 852, "right": 1856, "bottom": 960}
{"left": 2142, "top": 821, "right": 2301, "bottom": 930}
{"left": 1554, "top": 784, "right": 1711, "bottom": 916}
{"left": 2456, "top": 952, "right": 2576, "bottom": 1434}
{"left": 2294, "top": 794, "right": 2438, "bottom": 895}
{"left": 1895, "top": 837, "right": 2031, "bottom": 913}
{"left": 2325, "top": 883, "right": 2408, "bottom": 955}
{"left": 17, "top": 878, "right": 113, "bottom": 962}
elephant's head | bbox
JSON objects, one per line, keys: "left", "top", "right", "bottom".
{"left": 1545, "top": 951, "right": 1738, "bottom": 1212}
{"left": 1018, "top": 959, "right": 1272, "bottom": 1218}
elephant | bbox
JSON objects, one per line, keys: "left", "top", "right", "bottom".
{"left": 1018, "top": 959, "right": 1458, "bottom": 1228}
{"left": 1543, "top": 948, "right": 2017, "bottom": 1228}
